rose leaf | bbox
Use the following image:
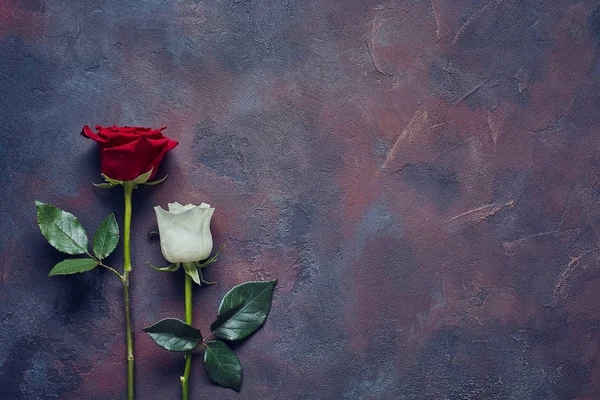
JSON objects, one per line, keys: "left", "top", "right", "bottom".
{"left": 48, "top": 258, "right": 98, "bottom": 276}
{"left": 142, "top": 318, "right": 202, "bottom": 352}
{"left": 93, "top": 213, "right": 119, "bottom": 260}
{"left": 204, "top": 341, "right": 241, "bottom": 391}
{"left": 35, "top": 201, "right": 88, "bottom": 255}
{"left": 210, "top": 280, "right": 277, "bottom": 341}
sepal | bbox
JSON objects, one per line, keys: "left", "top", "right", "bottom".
{"left": 132, "top": 168, "right": 153, "bottom": 184}
{"left": 93, "top": 173, "right": 124, "bottom": 188}
{"left": 144, "top": 175, "right": 169, "bottom": 186}
{"left": 183, "top": 262, "right": 202, "bottom": 285}
{"left": 149, "top": 262, "right": 181, "bottom": 272}
{"left": 198, "top": 244, "right": 226, "bottom": 269}
{"left": 94, "top": 169, "right": 158, "bottom": 188}
{"left": 93, "top": 182, "right": 118, "bottom": 188}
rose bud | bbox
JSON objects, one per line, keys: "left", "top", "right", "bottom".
{"left": 154, "top": 202, "right": 215, "bottom": 263}
{"left": 81, "top": 125, "right": 178, "bottom": 182}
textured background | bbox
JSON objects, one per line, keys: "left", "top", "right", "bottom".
{"left": 2, "top": 0, "right": 600, "bottom": 399}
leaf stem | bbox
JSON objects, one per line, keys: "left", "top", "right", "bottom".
{"left": 182, "top": 273, "right": 193, "bottom": 400}
{"left": 85, "top": 251, "right": 123, "bottom": 280}
{"left": 201, "top": 333, "right": 215, "bottom": 347}
{"left": 122, "top": 182, "right": 135, "bottom": 400}
{"left": 103, "top": 264, "right": 123, "bottom": 280}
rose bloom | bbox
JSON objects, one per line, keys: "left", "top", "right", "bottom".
{"left": 81, "top": 125, "right": 178, "bottom": 181}
{"left": 154, "top": 202, "right": 215, "bottom": 263}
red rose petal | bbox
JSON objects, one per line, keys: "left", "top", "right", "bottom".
{"left": 80, "top": 125, "right": 109, "bottom": 143}
{"left": 83, "top": 125, "right": 176, "bottom": 181}
{"left": 144, "top": 137, "right": 178, "bottom": 179}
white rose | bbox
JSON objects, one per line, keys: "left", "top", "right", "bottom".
{"left": 154, "top": 202, "right": 215, "bottom": 263}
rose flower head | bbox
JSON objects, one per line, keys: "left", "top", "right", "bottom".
{"left": 81, "top": 125, "right": 178, "bottom": 182}
{"left": 154, "top": 202, "right": 215, "bottom": 263}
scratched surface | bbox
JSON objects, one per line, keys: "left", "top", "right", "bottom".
{"left": 2, "top": 0, "right": 600, "bottom": 399}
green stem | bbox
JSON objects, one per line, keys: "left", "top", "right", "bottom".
{"left": 185, "top": 271, "right": 193, "bottom": 325}
{"left": 123, "top": 183, "right": 133, "bottom": 274}
{"left": 122, "top": 182, "right": 135, "bottom": 400}
{"left": 182, "top": 272, "right": 193, "bottom": 400}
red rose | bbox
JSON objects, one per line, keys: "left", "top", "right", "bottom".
{"left": 81, "top": 125, "right": 178, "bottom": 181}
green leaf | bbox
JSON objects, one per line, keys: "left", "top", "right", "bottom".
{"left": 132, "top": 168, "right": 153, "bottom": 184}
{"left": 48, "top": 258, "right": 98, "bottom": 276}
{"left": 35, "top": 201, "right": 89, "bottom": 255}
{"left": 183, "top": 262, "right": 201, "bottom": 285}
{"left": 204, "top": 341, "right": 241, "bottom": 391}
{"left": 210, "top": 280, "right": 277, "bottom": 341}
{"left": 142, "top": 318, "right": 202, "bottom": 352}
{"left": 93, "top": 213, "right": 119, "bottom": 260}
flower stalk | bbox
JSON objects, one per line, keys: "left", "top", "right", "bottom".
{"left": 181, "top": 271, "right": 194, "bottom": 400}
{"left": 37, "top": 124, "right": 178, "bottom": 400}
{"left": 122, "top": 182, "right": 135, "bottom": 400}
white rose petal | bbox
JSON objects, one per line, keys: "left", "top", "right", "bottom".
{"left": 167, "top": 202, "right": 198, "bottom": 214}
{"left": 154, "top": 202, "right": 215, "bottom": 263}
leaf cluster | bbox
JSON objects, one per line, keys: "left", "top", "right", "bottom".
{"left": 35, "top": 201, "right": 120, "bottom": 277}
{"left": 142, "top": 280, "right": 277, "bottom": 390}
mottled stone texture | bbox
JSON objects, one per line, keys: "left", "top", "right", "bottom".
{"left": 1, "top": 0, "right": 600, "bottom": 399}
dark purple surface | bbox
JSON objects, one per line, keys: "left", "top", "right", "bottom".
{"left": 2, "top": 0, "right": 600, "bottom": 399}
